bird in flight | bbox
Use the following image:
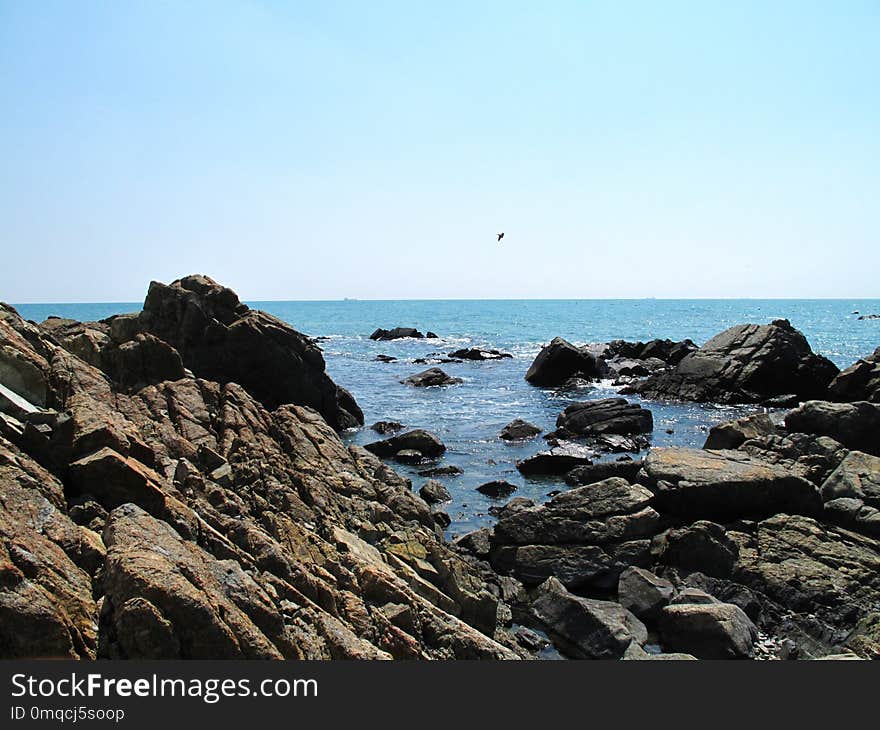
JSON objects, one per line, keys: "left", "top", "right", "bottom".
{"left": 497, "top": 232, "right": 504, "bottom": 242}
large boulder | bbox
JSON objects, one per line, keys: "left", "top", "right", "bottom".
{"left": 554, "top": 398, "right": 653, "bottom": 437}
{"left": 630, "top": 320, "right": 838, "bottom": 405}
{"left": 658, "top": 602, "right": 757, "bottom": 659}
{"left": 137, "top": 275, "right": 362, "bottom": 429}
{"left": 703, "top": 413, "right": 776, "bottom": 450}
{"left": 618, "top": 567, "right": 674, "bottom": 621}
{"left": 565, "top": 459, "right": 644, "bottom": 486}
{"left": 515, "top": 441, "right": 595, "bottom": 475}
{"left": 499, "top": 419, "right": 542, "bottom": 441}
{"left": 640, "top": 447, "right": 823, "bottom": 521}
{"left": 820, "top": 451, "right": 880, "bottom": 508}
{"left": 364, "top": 429, "right": 447, "bottom": 459}
{"left": 785, "top": 400, "right": 880, "bottom": 456}
{"left": 828, "top": 347, "right": 880, "bottom": 403}
{"left": 531, "top": 577, "right": 647, "bottom": 659}
{"left": 525, "top": 337, "right": 604, "bottom": 386}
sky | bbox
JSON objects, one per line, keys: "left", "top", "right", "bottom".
{"left": 1, "top": 1, "right": 878, "bottom": 302}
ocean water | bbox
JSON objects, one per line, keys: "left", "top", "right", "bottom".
{"left": 14, "top": 299, "right": 880, "bottom": 536}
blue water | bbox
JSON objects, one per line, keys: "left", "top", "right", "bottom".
{"left": 14, "top": 299, "right": 880, "bottom": 536}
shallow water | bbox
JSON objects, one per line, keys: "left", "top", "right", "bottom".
{"left": 14, "top": 298, "right": 880, "bottom": 536}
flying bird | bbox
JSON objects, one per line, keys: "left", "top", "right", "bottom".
{"left": 497, "top": 232, "right": 504, "bottom": 242}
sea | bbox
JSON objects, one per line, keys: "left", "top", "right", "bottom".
{"left": 14, "top": 299, "right": 880, "bottom": 537}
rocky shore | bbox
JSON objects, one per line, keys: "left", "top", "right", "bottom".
{"left": 1, "top": 275, "right": 878, "bottom": 660}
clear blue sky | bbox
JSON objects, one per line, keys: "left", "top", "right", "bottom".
{"left": 1, "top": 1, "right": 878, "bottom": 302}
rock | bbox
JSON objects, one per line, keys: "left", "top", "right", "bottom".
{"left": 554, "top": 398, "right": 653, "bottom": 437}
{"left": 448, "top": 348, "right": 512, "bottom": 361}
{"left": 374, "top": 354, "right": 397, "bottom": 363}
{"left": 507, "top": 542, "right": 652, "bottom": 591}
{"left": 370, "top": 327, "right": 424, "bottom": 340}
{"left": 525, "top": 337, "right": 604, "bottom": 387}
{"left": 658, "top": 602, "right": 757, "bottom": 659}
{"left": 364, "top": 429, "right": 447, "bottom": 459}
{"left": 393, "top": 449, "right": 424, "bottom": 464}
{"left": 488, "top": 497, "right": 535, "bottom": 520}
{"left": 426, "top": 332, "right": 439, "bottom": 339}
{"left": 703, "top": 413, "right": 776, "bottom": 450}
{"left": 401, "top": 368, "right": 463, "bottom": 387}
{"left": 432, "top": 511, "right": 451, "bottom": 529}
{"left": 618, "top": 567, "right": 674, "bottom": 620}
{"left": 476, "top": 480, "right": 518, "bottom": 498}
{"left": 657, "top": 521, "right": 739, "bottom": 578}
{"left": 453, "top": 528, "right": 493, "bottom": 559}
{"left": 565, "top": 459, "right": 644, "bottom": 486}
{"left": 641, "top": 447, "right": 823, "bottom": 521}
{"left": 820, "top": 451, "right": 880, "bottom": 508}
{"left": 785, "top": 400, "right": 880, "bottom": 456}
{"left": 531, "top": 577, "right": 647, "bottom": 659}
{"left": 827, "top": 347, "right": 880, "bottom": 403}
{"left": 499, "top": 419, "right": 542, "bottom": 441}
{"left": 844, "top": 612, "right": 880, "bottom": 659}
{"left": 493, "top": 478, "right": 659, "bottom": 546}
{"left": 370, "top": 420, "right": 404, "bottom": 434}
{"left": 823, "top": 497, "right": 880, "bottom": 538}
{"left": 857, "top": 314, "right": 880, "bottom": 320}
{"left": 137, "top": 275, "right": 362, "bottom": 429}
{"left": 419, "top": 480, "right": 451, "bottom": 504}
{"left": 631, "top": 320, "right": 839, "bottom": 405}
{"left": 101, "top": 333, "right": 186, "bottom": 390}
{"left": 515, "top": 441, "right": 595, "bottom": 475}
{"left": 417, "top": 464, "right": 463, "bottom": 478}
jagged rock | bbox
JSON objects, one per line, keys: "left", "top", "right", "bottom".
{"left": 137, "top": 275, "right": 362, "bottom": 429}
{"left": 364, "top": 429, "right": 446, "bottom": 459}
{"left": 499, "top": 419, "right": 542, "bottom": 441}
{"left": 554, "top": 398, "right": 653, "bottom": 437}
{"left": 448, "top": 348, "right": 512, "bottom": 361}
{"left": 453, "top": 529, "right": 493, "bottom": 559}
{"left": 370, "top": 327, "right": 424, "bottom": 341}
{"left": 658, "top": 602, "right": 757, "bottom": 659}
{"left": 630, "top": 320, "right": 838, "bottom": 404}
{"left": 844, "top": 612, "right": 880, "bottom": 659}
{"left": 656, "top": 521, "right": 739, "bottom": 578}
{"left": 419, "top": 480, "right": 451, "bottom": 504}
{"left": 476, "top": 480, "right": 518, "bottom": 498}
{"left": 703, "top": 413, "right": 776, "bottom": 450}
{"left": 371, "top": 421, "right": 404, "bottom": 434}
{"left": 823, "top": 498, "right": 880, "bottom": 538}
{"left": 785, "top": 400, "right": 880, "bottom": 456}
{"left": 820, "top": 451, "right": 880, "bottom": 508}
{"left": 565, "top": 459, "right": 643, "bottom": 486}
{"left": 493, "top": 478, "right": 659, "bottom": 546}
{"left": 515, "top": 441, "right": 595, "bottom": 475}
{"left": 401, "top": 368, "right": 463, "bottom": 387}
{"left": 531, "top": 577, "right": 647, "bottom": 659}
{"left": 618, "top": 567, "right": 674, "bottom": 620}
{"left": 525, "top": 337, "right": 604, "bottom": 386}
{"left": 641, "top": 447, "right": 823, "bottom": 521}
{"left": 828, "top": 347, "right": 880, "bottom": 403}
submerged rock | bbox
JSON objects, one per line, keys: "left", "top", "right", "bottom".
{"left": 499, "top": 419, "right": 543, "bottom": 441}
{"left": 476, "top": 480, "right": 518, "bottom": 498}
{"left": 401, "top": 368, "right": 463, "bottom": 387}
{"left": 370, "top": 327, "right": 425, "bottom": 340}
{"left": 449, "top": 348, "right": 512, "bottom": 361}
{"left": 364, "top": 429, "right": 447, "bottom": 459}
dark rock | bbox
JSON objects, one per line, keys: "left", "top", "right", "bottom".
{"left": 401, "top": 368, "right": 463, "bottom": 387}
{"left": 525, "top": 337, "right": 604, "bottom": 387}
{"left": 417, "top": 464, "right": 463, "bottom": 478}
{"left": 531, "top": 577, "right": 647, "bottom": 659}
{"left": 555, "top": 398, "right": 653, "bottom": 437}
{"left": 857, "top": 314, "right": 880, "bottom": 320}
{"left": 703, "top": 413, "right": 776, "bottom": 450}
{"left": 631, "top": 320, "right": 839, "bottom": 405}
{"left": 476, "top": 480, "right": 518, "bottom": 498}
{"left": 374, "top": 354, "right": 397, "bottom": 363}
{"left": 432, "top": 511, "right": 451, "bottom": 528}
{"left": 785, "top": 400, "right": 880, "bottom": 456}
{"left": 393, "top": 449, "right": 424, "bottom": 464}
{"left": 426, "top": 332, "right": 439, "bottom": 338}
{"left": 828, "top": 347, "right": 880, "bottom": 403}
{"left": 507, "top": 542, "right": 652, "bottom": 591}
{"left": 419, "top": 479, "right": 451, "bottom": 504}
{"left": 657, "top": 521, "right": 739, "bottom": 578}
{"left": 499, "top": 419, "right": 543, "bottom": 441}
{"left": 137, "top": 275, "right": 362, "bottom": 429}
{"left": 820, "top": 451, "right": 880, "bottom": 508}
{"left": 370, "top": 327, "right": 424, "bottom": 340}
{"left": 488, "top": 497, "right": 535, "bottom": 520}
{"left": 658, "top": 602, "right": 757, "bottom": 659}
{"left": 364, "top": 429, "right": 447, "bottom": 459}
{"left": 449, "top": 348, "right": 512, "bottom": 361}
{"left": 453, "top": 528, "right": 493, "bottom": 559}
{"left": 618, "top": 567, "right": 675, "bottom": 620}
{"left": 641, "top": 447, "right": 823, "bottom": 521}
{"left": 515, "top": 441, "right": 595, "bottom": 475}
{"left": 370, "top": 420, "right": 404, "bottom": 434}
{"left": 565, "top": 459, "right": 644, "bottom": 486}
